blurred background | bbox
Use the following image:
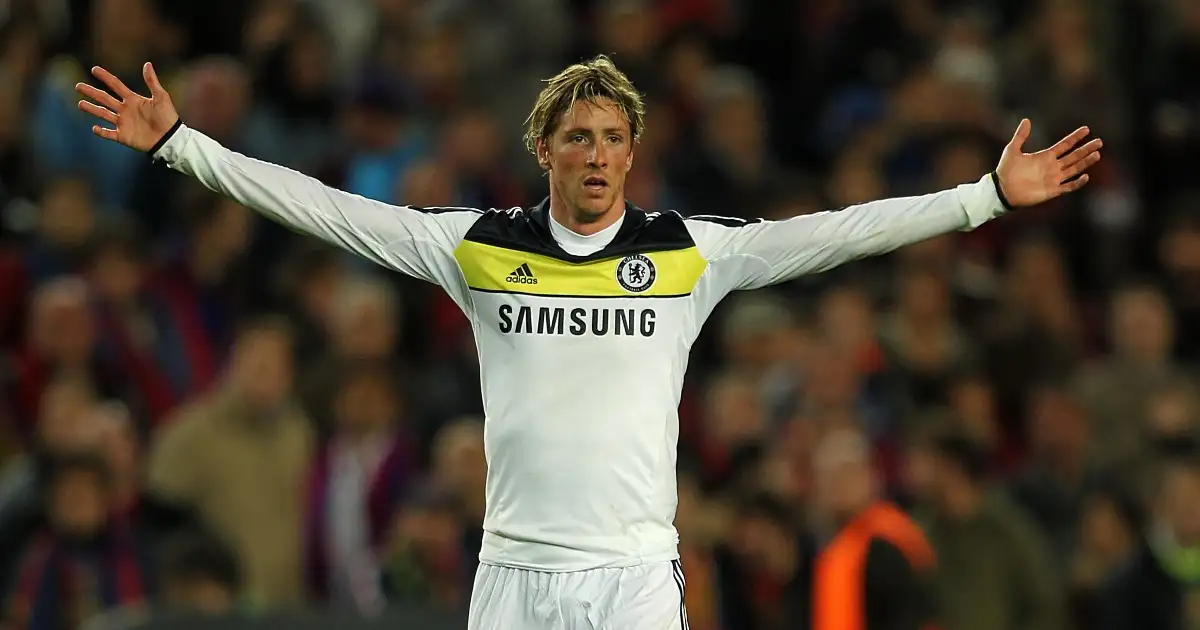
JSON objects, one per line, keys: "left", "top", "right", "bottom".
{"left": 0, "top": 0, "right": 1198, "bottom": 628}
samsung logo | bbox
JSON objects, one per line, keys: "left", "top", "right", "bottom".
{"left": 498, "top": 305, "right": 656, "bottom": 337}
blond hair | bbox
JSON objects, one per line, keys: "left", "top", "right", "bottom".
{"left": 522, "top": 55, "right": 645, "bottom": 155}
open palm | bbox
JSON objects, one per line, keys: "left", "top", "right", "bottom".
{"left": 75, "top": 63, "right": 179, "bottom": 153}
{"left": 995, "top": 119, "right": 1103, "bottom": 208}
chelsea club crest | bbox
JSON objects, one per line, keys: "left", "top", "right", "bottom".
{"left": 616, "top": 254, "right": 656, "bottom": 293}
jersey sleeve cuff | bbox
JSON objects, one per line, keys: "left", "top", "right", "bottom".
{"left": 149, "top": 119, "right": 187, "bottom": 163}
{"left": 955, "top": 173, "right": 1009, "bottom": 230}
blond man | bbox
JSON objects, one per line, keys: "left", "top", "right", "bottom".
{"left": 76, "top": 56, "right": 1100, "bottom": 629}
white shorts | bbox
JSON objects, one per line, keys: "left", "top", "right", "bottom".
{"left": 467, "top": 559, "right": 690, "bottom": 630}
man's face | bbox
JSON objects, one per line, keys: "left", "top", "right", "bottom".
{"left": 1111, "top": 290, "right": 1172, "bottom": 361}
{"left": 231, "top": 330, "right": 293, "bottom": 411}
{"left": 813, "top": 434, "right": 874, "bottom": 520}
{"left": 539, "top": 98, "right": 634, "bottom": 221}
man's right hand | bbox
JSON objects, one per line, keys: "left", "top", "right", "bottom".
{"left": 75, "top": 62, "right": 179, "bottom": 153}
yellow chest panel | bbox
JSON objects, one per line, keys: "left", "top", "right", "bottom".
{"left": 453, "top": 240, "right": 708, "bottom": 298}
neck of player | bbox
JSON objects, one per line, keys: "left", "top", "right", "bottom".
{"left": 548, "top": 184, "right": 626, "bottom": 237}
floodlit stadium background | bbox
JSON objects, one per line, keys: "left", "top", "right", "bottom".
{"left": 0, "top": 0, "right": 1198, "bottom": 629}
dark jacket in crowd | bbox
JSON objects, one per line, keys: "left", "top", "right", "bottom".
{"left": 1104, "top": 542, "right": 1194, "bottom": 630}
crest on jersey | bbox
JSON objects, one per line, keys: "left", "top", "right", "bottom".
{"left": 615, "top": 254, "right": 656, "bottom": 293}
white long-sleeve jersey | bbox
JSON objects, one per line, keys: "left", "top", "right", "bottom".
{"left": 152, "top": 124, "right": 1008, "bottom": 571}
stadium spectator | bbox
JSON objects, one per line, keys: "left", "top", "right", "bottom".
{"left": 299, "top": 276, "right": 400, "bottom": 432}
{"left": 1009, "top": 381, "right": 1095, "bottom": 567}
{"left": 1068, "top": 482, "right": 1140, "bottom": 630}
{"left": 160, "top": 530, "right": 243, "bottom": 615}
{"left": 146, "top": 188, "right": 252, "bottom": 402}
{"left": 1105, "top": 452, "right": 1200, "bottom": 630}
{"left": 304, "top": 361, "right": 415, "bottom": 611}
{"left": 916, "top": 432, "right": 1065, "bottom": 630}
{"left": 0, "top": 376, "right": 102, "bottom": 587}
{"left": 11, "top": 278, "right": 120, "bottom": 442}
{"left": 381, "top": 482, "right": 470, "bottom": 612}
{"left": 148, "top": 316, "right": 312, "bottom": 607}
{"left": 1076, "top": 282, "right": 1190, "bottom": 475}
{"left": 428, "top": 418, "right": 486, "bottom": 569}
{"left": 810, "top": 427, "right": 937, "bottom": 630}
{"left": 3, "top": 452, "right": 152, "bottom": 630}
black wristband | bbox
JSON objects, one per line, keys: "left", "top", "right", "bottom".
{"left": 148, "top": 118, "right": 183, "bottom": 158}
{"left": 989, "top": 171, "right": 1014, "bottom": 210}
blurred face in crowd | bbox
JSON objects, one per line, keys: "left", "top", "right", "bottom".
{"left": 90, "top": 243, "right": 145, "bottom": 305}
{"left": 599, "top": 2, "right": 658, "bottom": 61}
{"left": 1159, "top": 465, "right": 1200, "bottom": 546}
{"left": 179, "top": 61, "right": 250, "bottom": 141}
{"left": 93, "top": 0, "right": 154, "bottom": 47}
{"left": 891, "top": 71, "right": 949, "bottom": 128}
{"left": 49, "top": 467, "right": 110, "bottom": 541}
{"left": 444, "top": 110, "right": 504, "bottom": 176}
{"left": 29, "top": 280, "right": 96, "bottom": 365}
{"left": 950, "top": 378, "right": 998, "bottom": 448}
{"left": 1007, "top": 240, "right": 1072, "bottom": 325}
{"left": 38, "top": 178, "right": 94, "bottom": 249}
{"left": 933, "top": 141, "right": 989, "bottom": 191}
{"left": 1, "top": 21, "right": 43, "bottom": 88}
{"left": 229, "top": 327, "right": 294, "bottom": 412}
{"left": 1028, "top": 387, "right": 1088, "bottom": 461}
{"left": 1160, "top": 219, "right": 1200, "bottom": 295}
{"left": 334, "top": 371, "right": 397, "bottom": 436}
{"left": 1109, "top": 288, "right": 1173, "bottom": 364}
{"left": 899, "top": 267, "right": 950, "bottom": 327}
{"left": 813, "top": 429, "right": 877, "bottom": 522}
{"left": 704, "top": 374, "right": 765, "bottom": 447}
{"left": 804, "top": 343, "right": 862, "bottom": 411}
{"left": 1080, "top": 494, "right": 1134, "bottom": 559}
{"left": 1147, "top": 387, "right": 1198, "bottom": 440}
{"left": 296, "top": 256, "right": 346, "bottom": 329}
{"left": 37, "top": 380, "right": 99, "bottom": 453}
{"left": 401, "top": 160, "right": 457, "bottom": 207}
{"left": 197, "top": 199, "right": 252, "bottom": 265}
{"left": 332, "top": 289, "right": 398, "bottom": 359}
{"left": 704, "top": 91, "right": 764, "bottom": 165}
{"left": 408, "top": 26, "right": 462, "bottom": 98}
{"left": 818, "top": 287, "right": 875, "bottom": 352}
{"left": 828, "top": 151, "right": 885, "bottom": 208}
{"left": 286, "top": 28, "right": 333, "bottom": 97}
{"left": 664, "top": 35, "right": 711, "bottom": 101}
{"left": 539, "top": 98, "right": 634, "bottom": 224}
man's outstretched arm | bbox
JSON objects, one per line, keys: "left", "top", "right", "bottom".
{"left": 75, "top": 63, "right": 478, "bottom": 288}
{"left": 685, "top": 120, "right": 1102, "bottom": 291}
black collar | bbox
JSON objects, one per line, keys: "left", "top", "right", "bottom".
{"left": 527, "top": 197, "right": 651, "bottom": 259}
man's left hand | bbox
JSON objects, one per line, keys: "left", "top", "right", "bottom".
{"left": 995, "top": 119, "right": 1103, "bottom": 208}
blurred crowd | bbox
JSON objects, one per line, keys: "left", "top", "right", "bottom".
{"left": 1, "top": 0, "right": 1200, "bottom": 629}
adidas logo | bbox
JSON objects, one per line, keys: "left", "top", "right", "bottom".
{"left": 505, "top": 263, "right": 538, "bottom": 285}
